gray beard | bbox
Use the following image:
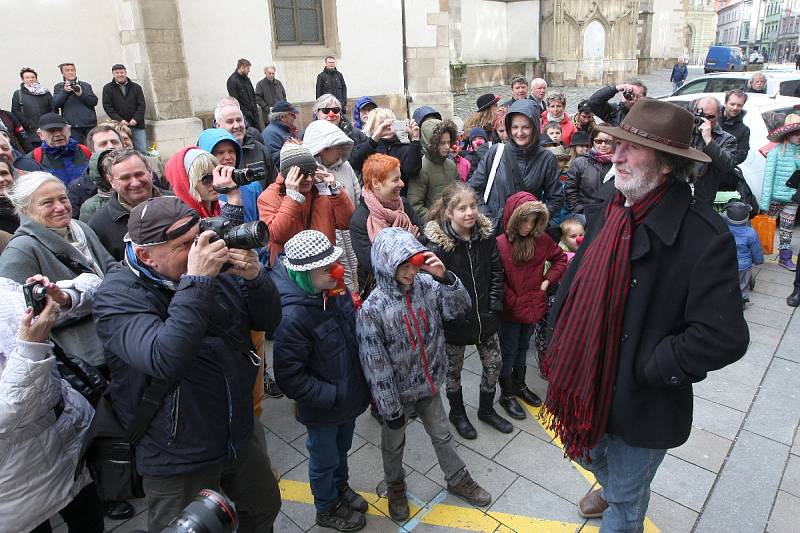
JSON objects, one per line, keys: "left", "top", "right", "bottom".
{"left": 615, "top": 167, "right": 665, "bottom": 206}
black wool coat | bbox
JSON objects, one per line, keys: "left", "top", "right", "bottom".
{"left": 549, "top": 182, "right": 749, "bottom": 449}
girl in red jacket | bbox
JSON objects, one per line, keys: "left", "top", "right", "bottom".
{"left": 496, "top": 192, "right": 567, "bottom": 420}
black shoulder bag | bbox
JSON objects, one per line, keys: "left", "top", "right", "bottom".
{"left": 77, "top": 379, "right": 172, "bottom": 501}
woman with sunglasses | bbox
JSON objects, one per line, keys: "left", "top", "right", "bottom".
{"left": 313, "top": 94, "right": 370, "bottom": 148}
{"left": 564, "top": 129, "right": 616, "bottom": 215}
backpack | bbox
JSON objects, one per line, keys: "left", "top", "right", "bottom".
{"left": 32, "top": 144, "right": 91, "bottom": 163}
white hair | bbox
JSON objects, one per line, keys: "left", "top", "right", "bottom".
{"left": 214, "top": 97, "right": 242, "bottom": 123}
{"left": 314, "top": 94, "right": 342, "bottom": 113}
{"left": 8, "top": 171, "right": 65, "bottom": 215}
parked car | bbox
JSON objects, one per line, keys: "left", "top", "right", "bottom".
{"left": 661, "top": 92, "right": 800, "bottom": 200}
{"left": 671, "top": 71, "right": 800, "bottom": 98}
{"left": 704, "top": 45, "right": 746, "bottom": 73}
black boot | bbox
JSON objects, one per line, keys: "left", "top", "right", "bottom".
{"left": 512, "top": 367, "right": 542, "bottom": 407}
{"left": 477, "top": 390, "right": 513, "bottom": 433}
{"left": 498, "top": 375, "right": 526, "bottom": 420}
{"left": 447, "top": 388, "right": 477, "bottom": 439}
{"left": 788, "top": 288, "right": 800, "bottom": 307}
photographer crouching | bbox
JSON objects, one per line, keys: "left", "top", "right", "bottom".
{"left": 689, "top": 97, "right": 738, "bottom": 206}
{"left": 91, "top": 196, "right": 282, "bottom": 532}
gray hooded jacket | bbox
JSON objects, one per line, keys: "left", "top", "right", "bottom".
{"left": 356, "top": 228, "right": 471, "bottom": 422}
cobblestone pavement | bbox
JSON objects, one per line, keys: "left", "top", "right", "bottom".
{"left": 70, "top": 233, "right": 800, "bottom": 533}
{"left": 452, "top": 67, "right": 703, "bottom": 118}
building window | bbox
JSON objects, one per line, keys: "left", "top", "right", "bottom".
{"left": 273, "top": 0, "right": 324, "bottom": 45}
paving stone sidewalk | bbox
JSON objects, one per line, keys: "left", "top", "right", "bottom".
{"left": 76, "top": 243, "right": 800, "bottom": 533}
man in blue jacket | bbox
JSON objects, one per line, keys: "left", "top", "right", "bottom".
{"left": 670, "top": 57, "right": 688, "bottom": 93}
{"left": 92, "top": 196, "right": 283, "bottom": 532}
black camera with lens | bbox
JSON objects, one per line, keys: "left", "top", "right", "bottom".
{"left": 199, "top": 217, "right": 268, "bottom": 251}
{"left": 231, "top": 162, "right": 267, "bottom": 187}
{"left": 23, "top": 281, "right": 48, "bottom": 316}
{"left": 622, "top": 90, "right": 634, "bottom": 101}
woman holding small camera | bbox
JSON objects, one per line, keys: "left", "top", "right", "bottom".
{"left": 258, "top": 143, "right": 354, "bottom": 265}
{"left": 349, "top": 107, "right": 422, "bottom": 194}
{"left": 0, "top": 172, "right": 114, "bottom": 369}
{"left": 0, "top": 274, "right": 104, "bottom": 533}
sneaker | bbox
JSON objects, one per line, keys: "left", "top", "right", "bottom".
{"left": 447, "top": 471, "right": 491, "bottom": 507}
{"left": 316, "top": 500, "right": 366, "bottom": 532}
{"left": 339, "top": 483, "right": 368, "bottom": 513}
{"left": 264, "top": 372, "right": 283, "bottom": 398}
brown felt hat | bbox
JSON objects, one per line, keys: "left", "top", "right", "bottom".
{"left": 595, "top": 98, "right": 711, "bottom": 163}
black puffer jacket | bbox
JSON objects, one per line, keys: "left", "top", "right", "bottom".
{"left": 11, "top": 85, "right": 52, "bottom": 136}
{"left": 587, "top": 85, "right": 629, "bottom": 127}
{"left": 316, "top": 68, "right": 347, "bottom": 109}
{"left": 424, "top": 215, "right": 503, "bottom": 345}
{"left": 93, "top": 265, "right": 281, "bottom": 477}
{"left": 468, "top": 99, "right": 560, "bottom": 230}
{"left": 271, "top": 261, "right": 369, "bottom": 425}
{"left": 350, "top": 136, "right": 423, "bottom": 194}
{"left": 564, "top": 154, "right": 613, "bottom": 213}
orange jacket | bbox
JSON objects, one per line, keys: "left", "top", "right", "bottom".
{"left": 258, "top": 174, "right": 354, "bottom": 265}
{"left": 540, "top": 110, "right": 577, "bottom": 147}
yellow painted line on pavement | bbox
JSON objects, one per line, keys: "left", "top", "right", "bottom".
{"left": 526, "top": 403, "right": 660, "bottom": 533}
{"left": 275, "top": 402, "right": 662, "bottom": 532}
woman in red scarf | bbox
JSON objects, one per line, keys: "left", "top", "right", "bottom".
{"left": 349, "top": 154, "right": 424, "bottom": 295}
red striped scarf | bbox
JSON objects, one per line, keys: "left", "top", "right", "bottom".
{"left": 541, "top": 181, "right": 670, "bottom": 460}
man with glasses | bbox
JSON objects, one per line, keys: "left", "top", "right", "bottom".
{"left": 587, "top": 79, "right": 648, "bottom": 127}
{"left": 93, "top": 195, "right": 283, "bottom": 532}
{"left": 690, "top": 97, "right": 738, "bottom": 205}
{"left": 89, "top": 149, "right": 170, "bottom": 259}
{"left": 214, "top": 98, "right": 277, "bottom": 187}
{"left": 262, "top": 100, "right": 300, "bottom": 169}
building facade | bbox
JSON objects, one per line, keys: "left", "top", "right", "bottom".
{"left": 775, "top": 1, "right": 800, "bottom": 62}
{"left": 686, "top": 0, "right": 720, "bottom": 63}
{"left": 716, "top": 0, "right": 744, "bottom": 45}
{"left": 1, "top": 0, "right": 452, "bottom": 156}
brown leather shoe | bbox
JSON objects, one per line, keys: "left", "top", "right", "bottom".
{"left": 578, "top": 488, "right": 608, "bottom": 518}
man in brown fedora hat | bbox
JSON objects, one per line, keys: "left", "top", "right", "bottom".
{"left": 542, "top": 98, "right": 749, "bottom": 531}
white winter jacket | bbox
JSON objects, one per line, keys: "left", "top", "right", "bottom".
{"left": 0, "top": 277, "right": 97, "bottom": 533}
{"left": 304, "top": 120, "right": 362, "bottom": 290}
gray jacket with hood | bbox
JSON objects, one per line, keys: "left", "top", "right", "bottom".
{"left": 356, "top": 228, "right": 471, "bottom": 422}
{"left": 468, "top": 99, "right": 560, "bottom": 231}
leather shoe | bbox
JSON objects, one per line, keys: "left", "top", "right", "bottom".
{"left": 788, "top": 289, "right": 800, "bottom": 307}
{"left": 105, "top": 500, "right": 135, "bottom": 520}
{"left": 578, "top": 488, "right": 608, "bottom": 519}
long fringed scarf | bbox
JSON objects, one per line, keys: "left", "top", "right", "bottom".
{"left": 541, "top": 181, "right": 670, "bottom": 460}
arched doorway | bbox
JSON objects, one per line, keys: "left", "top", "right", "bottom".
{"left": 583, "top": 20, "right": 605, "bottom": 80}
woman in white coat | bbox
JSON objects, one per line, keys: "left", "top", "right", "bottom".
{"left": 303, "top": 118, "right": 362, "bottom": 292}
{"left": 0, "top": 274, "right": 103, "bottom": 533}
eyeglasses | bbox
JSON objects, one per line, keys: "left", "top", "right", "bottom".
{"left": 594, "top": 138, "right": 613, "bottom": 145}
{"left": 320, "top": 107, "right": 341, "bottom": 115}
{"left": 200, "top": 174, "right": 213, "bottom": 186}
